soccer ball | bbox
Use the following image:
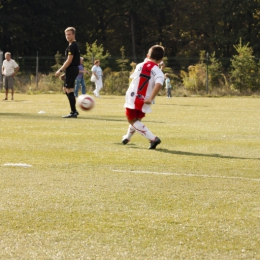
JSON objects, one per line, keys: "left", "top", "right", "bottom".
{"left": 78, "top": 94, "right": 95, "bottom": 111}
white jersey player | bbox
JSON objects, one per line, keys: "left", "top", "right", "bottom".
{"left": 122, "top": 45, "right": 165, "bottom": 149}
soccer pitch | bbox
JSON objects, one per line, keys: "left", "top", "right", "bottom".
{"left": 0, "top": 94, "right": 259, "bottom": 259}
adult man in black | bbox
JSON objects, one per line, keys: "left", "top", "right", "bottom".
{"left": 55, "top": 27, "right": 80, "bottom": 118}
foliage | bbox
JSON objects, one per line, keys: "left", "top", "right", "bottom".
{"left": 83, "top": 41, "right": 111, "bottom": 71}
{"left": 116, "top": 46, "right": 130, "bottom": 71}
{"left": 104, "top": 47, "right": 130, "bottom": 95}
{"left": 1, "top": 0, "right": 260, "bottom": 63}
{"left": 103, "top": 70, "right": 129, "bottom": 95}
{"left": 208, "top": 52, "right": 225, "bottom": 89}
{"left": 50, "top": 51, "right": 63, "bottom": 72}
{"left": 230, "top": 38, "right": 259, "bottom": 92}
{"left": 180, "top": 51, "right": 207, "bottom": 92}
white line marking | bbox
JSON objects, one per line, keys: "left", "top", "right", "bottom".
{"left": 112, "top": 170, "right": 260, "bottom": 182}
{"left": 2, "top": 163, "right": 32, "bottom": 167}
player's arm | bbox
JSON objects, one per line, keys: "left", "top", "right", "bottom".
{"left": 13, "top": 66, "right": 19, "bottom": 76}
{"left": 55, "top": 55, "right": 73, "bottom": 77}
{"left": 2, "top": 66, "right": 4, "bottom": 75}
{"left": 144, "top": 83, "right": 162, "bottom": 104}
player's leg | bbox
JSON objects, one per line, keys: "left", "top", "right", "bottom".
{"left": 11, "top": 88, "right": 14, "bottom": 100}
{"left": 63, "top": 67, "right": 79, "bottom": 118}
{"left": 74, "top": 79, "right": 80, "bottom": 97}
{"left": 3, "top": 76, "right": 8, "bottom": 100}
{"left": 122, "top": 124, "right": 136, "bottom": 144}
{"left": 4, "top": 88, "right": 8, "bottom": 100}
{"left": 81, "top": 78, "right": 86, "bottom": 94}
{"left": 124, "top": 109, "right": 161, "bottom": 149}
{"left": 132, "top": 119, "right": 161, "bottom": 149}
{"left": 95, "top": 79, "right": 102, "bottom": 98}
{"left": 10, "top": 77, "right": 14, "bottom": 100}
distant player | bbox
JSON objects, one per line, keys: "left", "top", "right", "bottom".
{"left": 2, "top": 52, "right": 19, "bottom": 100}
{"left": 122, "top": 45, "right": 165, "bottom": 149}
{"left": 55, "top": 27, "right": 80, "bottom": 118}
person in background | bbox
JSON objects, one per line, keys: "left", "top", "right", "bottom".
{"left": 74, "top": 57, "right": 89, "bottom": 97}
{"left": 91, "top": 60, "right": 103, "bottom": 98}
{"left": 2, "top": 52, "right": 19, "bottom": 100}
{"left": 165, "top": 73, "right": 172, "bottom": 98}
{"left": 159, "top": 60, "right": 165, "bottom": 71}
{"left": 55, "top": 27, "right": 80, "bottom": 118}
{"left": 122, "top": 45, "right": 165, "bottom": 149}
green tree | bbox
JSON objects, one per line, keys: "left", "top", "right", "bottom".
{"left": 208, "top": 52, "right": 223, "bottom": 89}
{"left": 51, "top": 51, "right": 63, "bottom": 72}
{"left": 105, "top": 46, "right": 130, "bottom": 95}
{"left": 230, "top": 39, "right": 258, "bottom": 93}
{"left": 83, "top": 40, "right": 111, "bottom": 71}
{"left": 116, "top": 46, "right": 130, "bottom": 71}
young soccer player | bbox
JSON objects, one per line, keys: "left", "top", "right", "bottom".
{"left": 122, "top": 45, "right": 165, "bottom": 149}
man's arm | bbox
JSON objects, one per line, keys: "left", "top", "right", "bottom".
{"left": 55, "top": 55, "right": 73, "bottom": 77}
{"left": 13, "top": 66, "right": 19, "bottom": 76}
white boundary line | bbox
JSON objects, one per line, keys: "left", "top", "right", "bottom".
{"left": 2, "top": 163, "right": 32, "bottom": 167}
{"left": 112, "top": 170, "right": 260, "bottom": 182}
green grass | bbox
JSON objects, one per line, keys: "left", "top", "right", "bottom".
{"left": 0, "top": 94, "right": 259, "bottom": 259}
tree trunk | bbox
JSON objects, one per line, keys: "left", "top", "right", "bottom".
{"left": 130, "top": 11, "right": 136, "bottom": 62}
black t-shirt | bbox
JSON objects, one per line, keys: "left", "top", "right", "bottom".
{"left": 65, "top": 41, "right": 80, "bottom": 68}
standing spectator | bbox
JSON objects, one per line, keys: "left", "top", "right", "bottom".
{"left": 2, "top": 52, "right": 19, "bottom": 100}
{"left": 74, "top": 57, "right": 89, "bottom": 97}
{"left": 91, "top": 60, "right": 103, "bottom": 98}
{"left": 122, "top": 45, "right": 165, "bottom": 149}
{"left": 55, "top": 27, "right": 80, "bottom": 118}
{"left": 165, "top": 73, "right": 172, "bottom": 98}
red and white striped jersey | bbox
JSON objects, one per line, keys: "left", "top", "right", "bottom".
{"left": 124, "top": 60, "right": 164, "bottom": 113}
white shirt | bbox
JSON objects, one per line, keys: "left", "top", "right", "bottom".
{"left": 91, "top": 65, "right": 102, "bottom": 78}
{"left": 2, "top": 59, "right": 19, "bottom": 76}
{"left": 124, "top": 61, "right": 164, "bottom": 113}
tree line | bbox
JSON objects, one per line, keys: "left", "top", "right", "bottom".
{"left": 1, "top": 0, "right": 260, "bottom": 93}
{"left": 1, "top": 0, "right": 260, "bottom": 61}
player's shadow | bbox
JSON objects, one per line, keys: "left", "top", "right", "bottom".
{"left": 154, "top": 148, "right": 259, "bottom": 160}
{"left": 126, "top": 146, "right": 258, "bottom": 160}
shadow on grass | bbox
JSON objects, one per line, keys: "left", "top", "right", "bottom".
{"left": 1, "top": 100, "right": 29, "bottom": 102}
{"left": 0, "top": 112, "right": 165, "bottom": 123}
{"left": 160, "top": 103, "right": 209, "bottom": 107}
{"left": 127, "top": 146, "right": 259, "bottom": 160}
{"left": 155, "top": 148, "right": 259, "bottom": 160}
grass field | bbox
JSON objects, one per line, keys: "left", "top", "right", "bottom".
{"left": 0, "top": 93, "right": 259, "bottom": 259}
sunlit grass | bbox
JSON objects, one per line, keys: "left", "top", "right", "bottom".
{"left": 0, "top": 94, "right": 259, "bottom": 259}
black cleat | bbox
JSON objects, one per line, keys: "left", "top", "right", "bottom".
{"left": 149, "top": 137, "right": 161, "bottom": 149}
{"left": 62, "top": 112, "right": 77, "bottom": 118}
{"left": 122, "top": 138, "right": 129, "bottom": 145}
{"left": 75, "top": 110, "right": 79, "bottom": 115}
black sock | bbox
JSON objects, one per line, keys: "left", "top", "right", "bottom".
{"left": 68, "top": 92, "right": 76, "bottom": 113}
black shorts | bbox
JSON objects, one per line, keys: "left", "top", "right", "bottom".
{"left": 65, "top": 66, "right": 79, "bottom": 88}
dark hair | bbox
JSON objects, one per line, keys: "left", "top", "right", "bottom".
{"left": 94, "top": 60, "right": 100, "bottom": 65}
{"left": 149, "top": 45, "right": 165, "bottom": 61}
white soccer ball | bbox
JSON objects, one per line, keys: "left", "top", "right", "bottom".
{"left": 78, "top": 94, "right": 95, "bottom": 111}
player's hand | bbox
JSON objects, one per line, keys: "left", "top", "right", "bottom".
{"left": 144, "top": 98, "right": 152, "bottom": 104}
{"left": 55, "top": 70, "right": 61, "bottom": 77}
{"left": 60, "top": 74, "right": 65, "bottom": 80}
